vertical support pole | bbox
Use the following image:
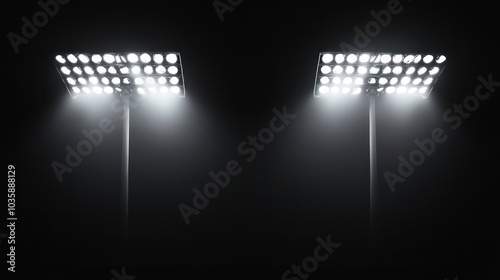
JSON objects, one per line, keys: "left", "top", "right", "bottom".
{"left": 369, "top": 95, "right": 377, "bottom": 240}
{"left": 122, "top": 95, "right": 130, "bottom": 239}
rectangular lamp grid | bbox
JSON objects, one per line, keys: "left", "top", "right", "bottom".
{"left": 314, "top": 52, "right": 447, "bottom": 99}
{"left": 55, "top": 52, "right": 186, "bottom": 99}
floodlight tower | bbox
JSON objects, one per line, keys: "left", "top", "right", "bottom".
{"left": 54, "top": 52, "right": 186, "bottom": 229}
{"left": 313, "top": 52, "right": 447, "bottom": 237}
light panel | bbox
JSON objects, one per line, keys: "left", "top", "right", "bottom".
{"left": 314, "top": 52, "right": 447, "bottom": 99}
{"left": 55, "top": 52, "right": 186, "bottom": 98}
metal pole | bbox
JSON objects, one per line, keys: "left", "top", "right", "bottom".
{"left": 369, "top": 95, "right": 377, "bottom": 239}
{"left": 122, "top": 95, "right": 130, "bottom": 234}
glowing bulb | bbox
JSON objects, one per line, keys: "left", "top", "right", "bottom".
{"left": 166, "top": 53, "right": 178, "bottom": 64}
{"left": 392, "top": 66, "right": 403, "bottom": 75}
{"left": 67, "top": 77, "right": 76, "bottom": 85}
{"left": 108, "top": 66, "right": 117, "bottom": 74}
{"left": 73, "top": 67, "right": 82, "bottom": 75}
{"left": 153, "top": 54, "right": 164, "bottom": 64}
{"left": 381, "top": 54, "right": 391, "bottom": 63}
{"left": 89, "top": 77, "right": 98, "bottom": 84}
{"left": 171, "top": 86, "right": 181, "bottom": 94}
{"left": 140, "top": 53, "right": 151, "bottom": 63}
{"left": 91, "top": 54, "right": 102, "bottom": 63}
{"left": 319, "top": 86, "right": 329, "bottom": 94}
{"left": 403, "top": 55, "right": 414, "bottom": 64}
{"left": 335, "top": 54, "right": 345, "bottom": 63}
{"left": 423, "top": 55, "right": 434, "bottom": 63}
{"left": 96, "top": 66, "right": 106, "bottom": 74}
{"left": 78, "top": 54, "right": 90, "bottom": 63}
{"left": 346, "top": 54, "right": 357, "bottom": 63}
{"left": 345, "top": 66, "right": 354, "bottom": 74}
{"left": 357, "top": 66, "right": 367, "bottom": 74}
{"left": 413, "top": 55, "right": 422, "bottom": 63}
{"left": 119, "top": 67, "right": 129, "bottom": 74}
{"left": 429, "top": 67, "right": 439, "bottom": 75}
{"left": 131, "top": 66, "right": 141, "bottom": 74}
{"left": 158, "top": 77, "right": 167, "bottom": 84}
{"left": 401, "top": 77, "right": 411, "bottom": 85}
{"left": 320, "top": 77, "right": 330, "bottom": 84}
{"left": 417, "top": 67, "right": 427, "bottom": 75}
{"left": 156, "top": 65, "right": 167, "bottom": 74}
{"left": 84, "top": 66, "right": 94, "bottom": 75}
{"left": 93, "top": 86, "right": 102, "bottom": 94}
{"left": 55, "top": 55, "right": 66, "bottom": 63}
{"left": 104, "top": 86, "right": 113, "bottom": 94}
{"left": 321, "top": 66, "right": 331, "bottom": 74}
{"left": 127, "top": 53, "right": 139, "bottom": 63}
{"left": 103, "top": 54, "right": 115, "bottom": 63}
{"left": 436, "top": 55, "right": 446, "bottom": 64}
{"left": 144, "top": 66, "right": 153, "bottom": 74}
{"left": 359, "top": 53, "right": 370, "bottom": 63}
{"left": 406, "top": 67, "right": 416, "bottom": 75}
{"left": 135, "top": 78, "right": 144, "bottom": 85}
{"left": 322, "top": 53, "right": 333, "bottom": 63}
{"left": 61, "top": 67, "right": 71, "bottom": 75}
{"left": 168, "top": 66, "right": 179, "bottom": 75}
{"left": 369, "top": 66, "right": 380, "bottom": 74}
{"left": 392, "top": 54, "right": 403, "bottom": 63}
{"left": 67, "top": 54, "right": 77, "bottom": 63}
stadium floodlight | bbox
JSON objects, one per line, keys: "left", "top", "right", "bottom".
{"left": 54, "top": 52, "right": 186, "bottom": 226}
{"left": 314, "top": 52, "right": 446, "bottom": 99}
{"left": 312, "top": 52, "right": 447, "bottom": 235}
{"left": 55, "top": 52, "right": 185, "bottom": 99}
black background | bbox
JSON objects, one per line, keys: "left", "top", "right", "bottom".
{"left": 2, "top": 0, "right": 499, "bottom": 279}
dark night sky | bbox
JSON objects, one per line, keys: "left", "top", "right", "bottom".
{"left": 2, "top": 0, "right": 500, "bottom": 279}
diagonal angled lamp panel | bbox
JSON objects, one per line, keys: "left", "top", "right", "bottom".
{"left": 55, "top": 52, "right": 186, "bottom": 98}
{"left": 314, "top": 52, "right": 447, "bottom": 99}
